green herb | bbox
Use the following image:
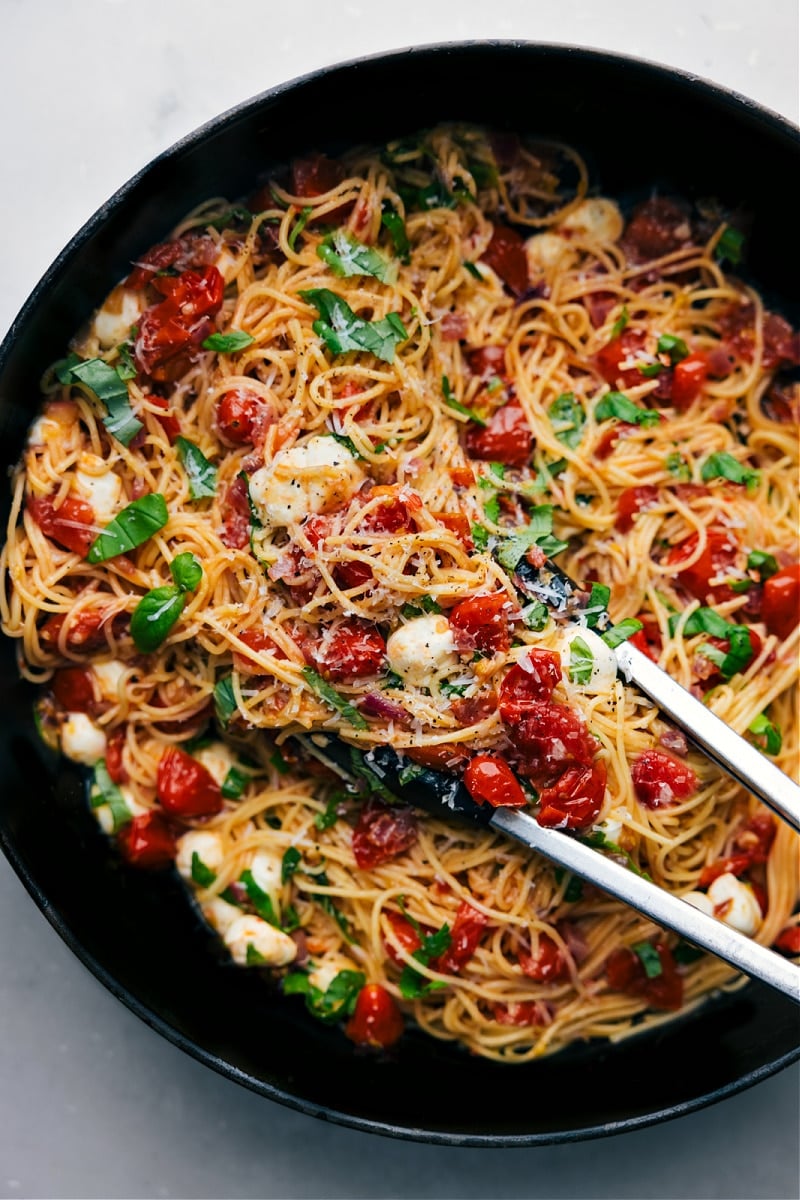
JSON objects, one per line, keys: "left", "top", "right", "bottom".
{"left": 585, "top": 582, "right": 611, "bottom": 631}
{"left": 483, "top": 494, "right": 501, "bottom": 524}
{"left": 601, "top": 618, "right": 643, "bottom": 649}
{"left": 190, "top": 852, "right": 217, "bottom": 887}
{"left": 669, "top": 607, "right": 732, "bottom": 639}
{"left": 489, "top": 462, "right": 506, "bottom": 481}
{"left": 672, "top": 940, "right": 704, "bottom": 965}
{"left": 520, "top": 600, "right": 550, "bottom": 631}
{"left": 700, "top": 451, "right": 760, "bottom": 491}
{"left": 397, "top": 762, "right": 425, "bottom": 786}
{"left": 307, "top": 870, "right": 356, "bottom": 942}
{"left": 317, "top": 229, "right": 398, "bottom": 284}
{"left": 746, "top": 550, "right": 778, "bottom": 581}
{"left": 347, "top": 748, "right": 398, "bottom": 803}
{"left": 439, "top": 679, "right": 468, "bottom": 698}
{"left": 315, "top": 794, "right": 344, "bottom": 830}
{"left": 91, "top": 760, "right": 132, "bottom": 831}
{"left": 65, "top": 357, "right": 143, "bottom": 446}
{"left": 380, "top": 205, "right": 410, "bottom": 263}
{"left": 442, "top": 375, "right": 487, "bottom": 426}
{"left": 240, "top": 868, "right": 280, "bottom": 927}
{"left": 494, "top": 506, "right": 568, "bottom": 572}
{"left": 326, "top": 430, "right": 363, "bottom": 460}
{"left": 283, "top": 968, "right": 366, "bottom": 1024}
{"left": 115, "top": 341, "right": 137, "bottom": 380}
{"left": 715, "top": 226, "right": 745, "bottom": 266}
{"left": 206, "top": 205, "right": 253, "bottom": 231}
{"left": 130, "top": 553, "right": 202, "bottom": 653}
{"left": 581, "top": 830, "right": 650, "bottom": 879}
{"left": 608, "top": 307, "right": 628, "bottom": 339}
{"left": 221, "top": 766, "right": 249, "bottom": 800}
{"left": 463, "top": 260, "right": 483, "bottom": 280}
{"left": 281, "top": 847, "right": 302, "bottom": 884}
{"left": 399, "top": 923, "right": 452, "bottom": 999}
{"left": 401, "top": 594, "right": 441, "bottom": 619}
{"left": 638, "top": 360, "right": 664, "bottom": 378}
{"left": 302, "top": 667, "right": 368, "bottom": 729}
{"left": 748, "top": 712, "right": 782, "bottom": 756}
{"left": 170, "top": 551, "right": 203, "bottom": 591}
{"left": 471, "top": 523, "right": 490, "bottom": 551}
{"left": 86, "top": 494, "right": 168, "bottom": 564}
{"left": 632, "top": 941, "right": 663, "bottom": 979}
{"left": 548, "top": 392, "right": 586, "bottom": 450}
{"left": 382, "top": 670, "right": 404, "bottom": 690}
{"left": 697, "top": 628, "right": 753, "bottom": 679}
{"left": 468, "top": 158, "right": 498, "bottom": 188}
{"left": 269, "top": 748, "right": 290, "bottom": 775}
{"left": 288, "top": 205, "right": 313, "bottom": 251}
{"left": 300, "top": 288, "right": 408, "bottom": 363}
{"left": 486, "top": 376, "right": 504, "bottom": 396}
{"left": 568, "top": 635, "right": 594, "bottom": 685}
{"left": 656, "top": 333, "right": 689, "bottom": 364}
{"left": 201, "top": 329, "right": 255, "bottom": 354}
{"left": 414, "top": 175, "right": 458, "bottom": 211}
{"left": 564, "top": 875, "right": 584, "bottom": 903}
{"left": 214, "top": 675, "right": 237, "bottom": 727}
{"left": 665, "top": 451, "right": 691, "bottom": 481}
{"left": 54, "top": 352, "right": 82, "bottom": 384}
{"left": 595, "top": 392, "right": 661, "bottom": 428}
{"left": 246, "top": 944, "right": 267, "bottom": 966}
{"left": 176, "top": 437, "right": 218, "bottom": 499}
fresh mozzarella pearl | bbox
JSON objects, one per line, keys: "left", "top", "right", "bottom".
{"left": 249, "top": 436, "right": 365, "bottom": 528}
{"left": 215, "top": 247, "right": 239, "bottom": 284}
{"left": 92, "top": 659, "right": 128, "bottom": 701}
{"left": 557, "top": 625, "right": 619, "bottom": 694}
{"left": 175, "top": 830, "right": 225, "bottom": 881}
{"left": 249, "top": 848, "right": 283, "bottom": 899}
{"left": 386, "top": 614, "right": 459, "bottom": 689}
{"left": 558, "top": 198, "right": 623, "bottom": 243}
{"left": 594, "top": 811, "right": 627, "bottom": 844}
{"left": 201, "top": 897, "right": 242, "bottom": 936}
{"left": 92, "top": 285, "right": 144, "bottom": 350}
{"left": 707, "top": 872, "right": 763, "bottom": 936}
{"left": 74, "top": 453, "right": 122, "bottom": 522}
{"left": 683, "top": 890, "right": 714, "bottom": 916}
{"left": 308, "top": 958, "right": 348, "bottom": 994}
{"left": 93, "top": 785, "right": 147, "bottom": 835}
{"left": 194, "top": 742, "right": 238, "bottom": 788}
{"left": 61, "top": 712, "right": 107, "bottom": 765}
{"left": 223, "top": 914, "right": 297, "bottom": 967}
{"left": 525, "top": 231, "right": 576, "bottom": 274}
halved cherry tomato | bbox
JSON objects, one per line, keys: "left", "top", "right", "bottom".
{"left": 134, "top": 266, "right": 224, "bottom": 381}
{"left": 28, "top": 493, "right": 96, "bottom": 557}
{"left": 615, "top": 485, "right": 659, "bottom": 533}
{"left": 233, "top": 628, "right": 287, "bottom": 675}
{"left": 697, "top": 854, "right": 752, "bottom": 889}
{"left": 345, "top": 983, "right": 404, "bottom": 1048}
{"left": 537, "top": 761, "right": 608, "bottom": 830}
{"left": 126, "top": 232, "right": 215, "bottom": 290}
{"left": 480, "top": 224, "right": 529, "bottom": 297}
{"left": 775, "top": 926, "right": 800, "bottom": 955}
{"left": 404, "top": 743, "right": 472, "bottom": 773}
{"left": 434, "top": 512, "right": 473, "bottom": 551}
{"left": 464, "top": 754, "right": 528, "bottom": 808}
{"left": 670, "top": 351, "right": 709, "bottom": 410}
{"left": 498, "top": 650, "right": 562, "bottom": 720}
{"left": 595, "top": 329, "right": 647, "bottom": 388}
{"left": 39, "top": 609, "right": 111, "bottom": 652}
{"left": 352, "top": 799, "right": 417, "bottom": 869}
{"left": 335, "top": 559, "right": 374, "bottom": 591}
{"left": 449, "top": 466, "right": 475, "bottom": 488}
{"left": 216, "top": 389, "right": 266, "bottom": 445}
{"left": 628, "top": 613, "right": 663, "bottom": 663}
{"left": 117, "top": 811, "right": 176, "bottom": 869}
{"left": 361, "top": 495, "right": 415, "bottom": 534}
{"left": 720, "top": 304, "right": 800, "bottom": 370}
{"left": 518, "top": 932, "right": 567, "bottom": 982}
{"left": 220, "top": 475, "right": 251, "bottom": 550}
{"left": 606, "top": 941, "right": 684, "bottom": 1011}
{"left": 463, "top": 398, "right": 533, "bottom": 466}
{"left": 491, "top": 1000, "right": 551, "bottom": 1026}
{"left": 595, "top": 421, "right": 637, "bottom": 459}
{"left": 105, "top": 727, "right": 128, "bottom": 784}
{"left": 433, "top": 900, "right": 488, "bottom": 974}
{"left": 733, "top": 812, "right": 776, "bottom": 863}
{"left": 382, "top": 910, "right": 423, "bottom": 967}
{"left": 148, "top": 396, "right": 181, "bottom": 443}
{"left": 631, "top": 750, "right": 698, "bottom": 809}
{"left": 761, "top": 563, "right": 800, "bottom": 641}
{"left": 466, "top": 344, "right": 508, "bottom": 379}
{"left": 665, "top": 527, "right": 739, "bottom": 603}
{"left": 157, "top": 746, "right": 223, "bottom": 818}
{"left": 51, "top": 667, "right": 97, "bottom": 714}
{"left": 308, "top": 619, "right": 385, "bottom": 682}
{"left": 505, "top": 701, "right": 596, "bottom": 783}
{"left": 449, "top": 593, "right": 516, "bottom": 655}
{"left": 622, "top": 197, "right": 692, "bottom": 262}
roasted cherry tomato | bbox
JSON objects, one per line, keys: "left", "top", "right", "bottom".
{"left": 51, "top": 667, "right": 97, "bottom": 714}
{"left": 361, "top": 494, "right": 415, "bottom": 534}
{"left": 434, "top": 511, "right": 473, "bottom": 550}
{"left": 665, "top": 527, "right": 739, "bottom": 603}
{"left": 720, "top": 304, "right": 800, "bottom": 371}
{"left": 291, "top": 153, "right": 343, "bottom": 197}
{"left": 216, "top": 389, "right": 266, "bottom": 445}
{"left": 464, "top": 754, "right": 528, "bottom": 808}
{"left": 232, "top": 628, "right": 287, "bottom": 675}
{"left": 628, "top": 613, "right": 663, "bottom": 663}
{"left": 148, "top": 396, "right": 181, "bottom": 443}
{"left": 537, "top": 761, "right": 608, "bottom": 830}
{"left": 433, "top": 901, "right": 489, "bottom": 974}
{"left": 134, "top": 266, "right": 224, "bottom": 381}
{"left": 448, "top": 592, "right": 516, "bottom": 655}
{"left": 463, "top": 398, "right": 533, "bottom": 467}
{"left": 595, "top": 329, "right": 647, "bottom": 389}
{"left": 615, "top": 485, "right": 659, "bottom": 533}
{"left": 28, "top": 493, "right": 96, "bottom": 557}
{"left": 308, "top": 619, "right": 386, "bottom": 682}
{"left": 105, "top": 727, "right": 128, "bottom": 784}
{"left": 117, "top": 811, "right": 176, "bottom": 869}
{"left": 518, "top": 932, "right": 568, "bottom": 982}
{"left": 697, "top": 854, "right": 752, "bottom": 889}
{"left": 606, "top": 941, "right": 684, "bottom": 1011}
{"left": 382, "top": 910, "right": 423, "bottom": 967}
{"left": 622, "top": 197, "right": 692, "bottom": 261}
{"left": 449, "top": 466, "right": 475, "bottom": 489}
{"left": 125, "top": 232, "right": 215, "bottom": 290}
{"left": 505, "top": 701, "right": 596, "bottom": 783}
{"left": 498, "top": 650, "right": 562, "bottom": 720}
{"left": 352, "top": 799, "right": 417, "bottom": 869}
{"left": 631, "top": 750, "right": 698, "bottom": 809}
{"left": 404, "top": 743, "right": 472, "bottom": 773}
{"left": 670, "top": 351, "right": 709, "bottom": 410}
{"left": 491, "top": 1001, "right": 550, "bottom": 1026}
{"left": 466, "top": 344, "right": 508, "bottom": 379}
{"left": 480, "top": 223, "right": 529, "bottom": 296}
{"left": 219, "top": 475, "right": 251, "bottom": 550}
{"left": 39, "top": 608, "right": 111, "bottom": 652}
{"left": 345, "top": 983, "right": 404, "bottom": 1048}
{"left": 761, "top": 563, "right": 800, "bottom": 641}
{"left": 774, "top": 926, "right": 800, "bottom": 956}
{"left": 733, "top": 811, "right": 776, "bottom": 862}
{"left": 157, "top": 746, "right": 223, "bottom": 818}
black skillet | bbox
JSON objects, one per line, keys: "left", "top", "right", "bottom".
{"left": 0, "top": 43, "right": 798, "bottom": 1145}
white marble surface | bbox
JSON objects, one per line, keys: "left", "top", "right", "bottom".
{"left": 0, "top": 1, "right": 798, "bottom": 1196}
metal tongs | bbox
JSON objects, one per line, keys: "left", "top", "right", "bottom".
{"left": 296, "top": 557, "right": 800, "bottom": 1004}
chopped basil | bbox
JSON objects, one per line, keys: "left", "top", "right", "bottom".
{"left": 86, "top": 494, "right": 168, "bottom": 564}
{"left": 585, "top": 582, "right": 611, "bottom": 631}
{"left": 595, "top": 392, "right": 661, "bottom": 428}
{"left": 669, "top": 607, "right": 732, "bottom": 639}
{"left": 568, "top": 636, "right": 594, "bottom": 685}
{"left": 240, "top": 868, "right": 280, "bottom": 927}
{"left": 665, "top": 451, "right": 691, "bottom": 481}
{"left": 748, "top": 712, "right": 782, "bottom": 756}
{"left": 656, "top": 334, "right": 689, "bottom": 364}
{"left": 317, "top": 229, "right": 398, "bottom": 284}
{"left": 130, "top": 553, "right": 203, "bottom": 653}
{"left": 746, "top": 550, "right": 778, "bottom": 581}
{"left": 581, "top": 830, "right": 650, "bottom": 879}
{"left": 548, "top": 392, "right": 586, "bottom": 450}
{"left": 191, "top": 851, "right": 217, "bottom": 887}
{"left": 399, "top": 923, "right": 452, "bottom": 999}
{"left": 380, "top": 205, "right": 410, "bottom": 263}
{"left": 489, "top": 462, "right": 506, "bottom": 481}
{"left": 315, "top": 794, "right": 345, "bottom": 830}
{"left": 307, "top": 869, "right": 356, "bottom": 942}
{"left": 463, "top": 260, "right": 483, "bottom": 280}
{"left": 206, "top": 205, "right": 253, "bottom": 231}
{"left": 246, "top": 944, "right": 267, "bottom": 966}
{"left": 300, "top": 288, "right": 408, "bottom": 363}
{"left": 115, "top": 341, "right": 137, "bottom": 380}
{"left": 564, "top": 875, "right": 584, "bottom": 903}
{"left": 91, "top": 760, "right": 132, "bottom": 832}
{"left": 170, "top": 551, "right": 203, "bottom": 591}
{"left": 601, "top": 618, "right": 643, "bottom": 649}
{"left": 221, "top": 766, "right": 249, "bottom": 799}
{"left": 201, "top": 329, "right": 255, "bottom": 354}
{"left": 495, "top": 506, "right": 568, "bottom": 572}
{"left": 397, "top": 762, "right": 425, "bottom": 787}
{"left": 610, "top": 307, "right": 629, "bottom": 338}
{"left": 439, "top": 679, "right": 468, "bottom": 698}
{"left": 288, "top": 205, "right": 313, "bottom": 251}
{"left": 54, "top": 352, "right": 82, "bottom": 384}
{"left": 700, "top": 451, "right": 760, "bottom": 491}
{"left": 632, "top": 941, "right": 663, "bottom": 979}
{"left": 214, "top": 674, "right": 237, "bottom": 727}
{"left": 327, "top": 430, "right": 363, "bottom": 460}
{"left": 348, "top": 749, "right": 398, "bottom": 803}
{"left": 176, "top": 437, "right": 218, "bottom": 499}
{"left": 638, "top": 360, "right": 664, "bottom": 378}
{"left": 401, "top": 594, "right": 441, "bottom": 619}
{"left": 281, "top": 846, "right": 302, "bottom": 884}
{"left": 697, "top": 624, "right": 754, "bottom": 678}
{"left": 483, "top": 494, "right": 501, "bottom": 525}
{"left": 66, "top": 357, "right": 143, "bottom": 446}
{"left": 520, "top": 600, "right": 550, "bottom": 631}
{"left": 471, "top": 523, "right": 490, "bottom": 552}
{"left": 269, "top": 748, "right": 290, "bottom": 775}
{"left": 715, "top": 226, "right": 745, "bottom": 266}
{"left": 283, "top": 968, "right": 365, "bottom": 1024}
{"left": 302, "top": 667, "right": 368, "bottom": 729}
{"left": 382, "top": 670, "right": 404, "bottom": 690}
{"left": 442, "top": 375, "right": 487, "bottom": 426}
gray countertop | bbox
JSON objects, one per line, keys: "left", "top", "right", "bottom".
{"left": 1, "top": 2, "right": 798, "bottom": 1196}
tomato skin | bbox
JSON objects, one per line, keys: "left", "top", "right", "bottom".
{"left": 491, "top": 1000, "right": 551, "bottom": 1026}
{"left": 463, "top": 398, "right": 533, "bottom": 466}
{"left": 606, "top": 941, "right": 684, "bottom": 1011}
{"left": 308, "top": 619, "right": 385, "bottom": 682}
{"left": 733, "top": 811, "right": 776, "bottom": 863}
{"left": 697, "top": 854, "right": 752, "bottom": 889}
{"left": 665, "top": 528, "right": 739, "bottom": 603}
{"left": 615, "top": 485, "right": 659, "bottom": 533}
{"left": 628, "top": 613, "right": 662, "bottom": 663}
{"left": 623, "top": 197, "right": 692, "bottom": 261}
{"left": 670, "top": 352, "right": 708, "bottom": 410}
{"left": 352, "top": 799, "right": 418, "bottom": 869}
{"left": 761, "top": 563, "right": 800, "bottom": 641}
{"left": 125, "top": 232, "right": 215, "bottom": 290}
{"left": 433, "top": 901, "right": 488, "bottom": 974}
{"left": 775, "top": 926, "right": 800, "bottom": 955}
{"left": 220, "top": 475, "right": 251, "bottom": 550}
{"left": 449, "top": 466, "right": 475, "bottom": 489}
{"left": 448, "top": 593, "right": 516, "bottom": 655}
{"left": 134, "top": 266, "right": 224, "bottom": 381}
{"left": 149, "top": 396, "right": 181, "bottom": 443}
{"left": 537, "top": 761, "right": 608, "bottom": 830}
{"left": 480, "top": 223, "right": 529, "bottom": 297}
{"left": 232, "top": 628, "right": 286, "bottom": 675}
{"left": 117, "top": 812, "right": 176, "bottom": 869}
{"left": 157, "top": 747, "right": 223, "bottom": 818}
{"left": 105, "top": 727, "right": 128, "bottom": 784}
{"left": 382, "top": 910, "right": 423, "bottom": 967}
{"left": 404, "top": 743, "right": 472, "bottom": 773}
{"left": 28, "top": 493, "right": 96, "bottom": 557}
{"left": 216, "top": 389, "right": 266, "bottom": 445}
{"left": 345, "top": 983, "right": 404, "bottom": 1048}
{"left": 464, "top": 754, "right": 528, "bottom": 808}
{"left": 595, "top": 329, "right": 647, "bottom": 388}
{"left": 595, "top": 421, "right": 637, "bottom": 459}
{"left": 505, "top": 701, "right": 596, "bottom": 783}
{"left": 434, "top": 511, "right": 473, "bottom": 551}
{"left": 40, "top": 609, "right": 110, "bottom": 652}
{"left": 631, "top": 750, "right": 698, "bottom": 809}
{"left": 466, "top": 344, "right": 508, "bottom": 379}
{"left": 51, "top": 667, "right": 97, "bottom": 714}
{"left": 361, "top": 495, "right": 414, "bottom": 534}
{"left": 498, "top": 650, "right": 562, "bottom": 720}
{"left": 518, "top": 932, "right": 568, "bottom": 982}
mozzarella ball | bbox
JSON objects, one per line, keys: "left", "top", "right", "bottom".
{"left": 201, "top": 896, "right": 242, "bottom": 936}
{"left": 223, "top": 914, "right": 298, "bottom": 967}
{"left": 93, "top": 785, "right": 147, "bottom": 836}
{"left": 74, "top": 453, "right": 122, "bottom": 523}
{"left": 91, "top": 285, "right": 145, "bottom": 350}
{"left": 683, "top": 890, "right": 714, "bottom": 916}
{"left": 707, "top": 873, "right": 763, "bottom": 936}
{"left": 525, "top": 232, "right": 576, "bottom": 276}
{"left": 61, "top": 713, "right": 107, "bottom": 765}
{"left": 308, "top": 957, "right": 351, "bottom": 994}
{"left": 386, "top": 615, "right": 460, "bottom": 689}
{"left": 194, "top": 742, "right": 239, "bottom": 788}
{"left": 558, "top": 198, "right": 623, "bottom": 243}
{"left": 249, "top": 848, "right": 283, "bottom": 899}
{"left": 557, "top": 625, "right": 619, "bottom": 695}
{"left": 176, "top": 830, "right": 225, "bottom": 882}
{"left": 249, "top": 436, "right": 366, "bottom": 528}
{"left": 92, "top": 659, "right": 128, "bottom": 702}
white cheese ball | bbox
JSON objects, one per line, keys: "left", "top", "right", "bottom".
{"left": 249, "top": 436, "right": 366, "bottom": 528}
{"left": 557, "top": 626, "right": 619, "bottom": 695}
{"left": 386, "top": 614, "right": 460, "bottom": 689}
{"left": 558, "top": 198, "right": 623, "bottom": 243}
{"left": 91, "top": 285, "right": 145, "bottom": 350}
{"left": 93, "top": 785, "right": 148, "bottom": 836}
{"left": 308, "top": 957, "right": 351, "bottom": 994}
{"left": 61, "top": 713, "right": 107, "bottom": 765}
{"left": 194, "top": 742, "right": 238, "bottom": 788}
{"left": 525, "top": 231, "right": 576, "bottom": 275}
{"left": 683, "top": 890, "right": 714, "bottom": 917}
{"left": 249, "top": 848, "right": 283, "bottom": 900}
{"left": 92, "top": 659, "right": 128, "bottom": 702}
{"left": 201, "top": 896, "right": 242, "bottom": 936}
{"left": 175, "top": 830, "right": 225, "bottom": 882}
{"left": 707, "top": 873, "right": 763, "bottom": 936}
{"left": 223, "top": 914, "right": 297, "bottom": 967}
{"left": 73, "top": 453, "right": 123, "bottom": 523}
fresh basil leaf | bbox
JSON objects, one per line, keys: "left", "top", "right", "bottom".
{"left": 439, "top": 679, "right": 468, "bottom": 698}
{"left": 595, "top": 392, "right": 661, "bottom": 428}
{"left": 245, "top": 943, "right": 267, "bottom": 965}
{"left": 269, "top": 748, "right": 290, "bottom": 775}
{"left": 308, "top": 870, "right": 356, "bottom": 943}
{"left": 746, "top": 550, "right": 778, "bottom": 581}
{"left": 719, "top": 625, "right": 754, "bottom": 677}
{"left": 130, "top": 585, "right": 185, "bottom": 652}
{"left": 382, "top": 670, "right": 404, "bottom": 690}
{"left": 601, "top": 618, "right": 643, "bottom": 649}
{"left": 401, "top": 595, "right": 441, "bottom": 619}
{"left": 399, "top": 923, "right": 452, "bottom": 999}
{"left": 656, "top": 334, "right": 689, "bottom": 364}
{"left": 494, "top": 506, "right": 563, "bottom": 572}
{"left": 585, "top": 582, "right": 611, "bottom": 631}
{"left": 381, "top": 205, "right": 410, "bottom": 263}
{"left": 67, "top": 357, "right": 144, "bottom": 446}
{"left": 489, "top": 462, "right": 506, "bottom": 481}
{"left": 287, "top": 968, "right": 365, "bottom": 1024}
{"left": 581, "top": 830, "right": 650, "bottom": 879}
{"left": 610, "top": 307, "right": 629, "bottom": 339}
{"left": 665, "top": 451, "right": 691, "bottom": 481}
{"left": 176, "top": 437, "right": 218, "bottom": 500}
{"left": 317, "top": 229, "right": 398, "bottom": 284}
{"left": 442, "top": 375, "right": 487, "bottom": 426}
{"left": 288, "top": 205, "right": 313, "bottom": 251}
{"left": 548, "top": 392, "right": 586, "bottom": 450}
{"left": 669, "top": 606, "right": 733, "bottom": 639}
{"left": 471, "top": 523, "right": 490, "bottom": 551}
{"left": 214, "top": 674, "right": 237, "bottom": 727}
{"left": 240, "top": 868, "right": 280, "bottom": 927}
{"left": 483, "top": 494, "right": 501, "bottom": 525}
{"left": 564, "top": 875, "right": 584, "bottom": 903}
{"left": 281, "top": 846, "right": 302, "bottom": 884}
{"left": 748, "top": 712, "right": 782, "bottom": 756}
{"left": 302, "top": 667, "right": 368, "bottom": 729}
{"left": 632, "top": 941, "right": 663, "bottom": 979}
{"left": 300, "top": 288, "right": 408, "bottom": 364}
{"left": 191, "top": 851, "right": 217, "bottom": 887}
{"left": 348, "top": 749, "right": 398, "bottom": 803}
{"left": 568, "top": 635, "right": 594, "bottom": 685}
{"left": 54, "top": 352, "right": 82, "bottom": 385}
{"left": 201, "top": 329, "right": 255, "bottom": 354}
{"left": 638, "top": 360, "right": 663, "bottom": 378}
{"left": 86, "top": 494, "right": 168, "bottom": 563}
{"left": 206, "top": 205, "right": 253, "bottom": 231}
{"left": 115, "top": 341, "right": 137, "bottom": 380}
{"left": 397, "top": 762, "right": 425, "bottom": 787}
{"left": 520, "top": 600, "right": 550, "bottom": 631}
{"left": 221, "top": 766, "right": 249, "bottom": 800}
{"left": 315, "top": 794, "right": 344, "bottom": 830}
{"left": 700, "top": 451, "right": 760, "bottom": 490}
{"left": 463, "top": 260, "right": 483, "bottom": 280}
{"left": 91, "top": 760, "right": 132, "bottom": 832}
{"left": 169, "top": 552, "right": 203, "bottom": 592}
{"left": 715, "top": 226, "right": 745, "bottom": 266}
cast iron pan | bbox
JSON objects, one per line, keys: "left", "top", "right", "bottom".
{"left": 0, "top": 43, "right": 798, "bottom": 1145}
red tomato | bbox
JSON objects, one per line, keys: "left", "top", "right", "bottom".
{"left": 697, "top": 854, "right": 753, "bottom": 889}
{"left": 233, "top": 628, "right": 287, "bottom": 675}
{"left": 695, "top": 627, "right": 762, "bottom": 685}
{"left": 404, "top": 743, "right": 472, "bottom": 773}
{"left": 434, "top": 512, "right": 473, "bottom": 551}
{"left": 309, "top": 619, "right": 385, "bottom": 682}
{"left": 719, "top": 304, "right": 800, "bottom": 370}
{"left": 670, "top": 351, "right": 709, "bottom": 410}
{"left": 117, "top": 812, "right": 176, "bottom": 869}
{"left": 448, "top": 593, "right": 516, "bottom": 655}
{"left": 595, "top": 421, "right": 637, "bottom": 459}
{"left": 595, "top": 329, "right": 647, "bottom": 388}
{"left": 665, "top": 528, "right": 739, "bottom": 603}
{"left": 105, "top": 728, "right": 128, "bottom": 784}
{"left": 464, "top": 754, "right": 528, "bottom": 808}
{"left": 622, "top": 197, "right": 692, "bottom": 261}
{"left": 761, "top": 563, "right": 800, "bottom": 641}
{"left": 345, "top": 983, "right": 404, "bottom": 1048}
{"left": 148, "top": 396, "right": 181, "bottom": 443}
{"left": 334, "top": 560, "right": 374, "bottom": 590}
{"left": 157, "top": 747, "right": 223, "bottom": 818}
{"left": 606, "top": 941, "right": 684, "bottom": 1011}
{"left": 631, "top": 750, "right": 698, "bottom": 809}
{"left": 449, "top": 466, "right": 475, "bottom": 488}
{"left": 291, "top": 153, "right": 352, "bottom": 224}
{"left": 463, "top": 398, "right": 533, "bottom": 466}
{"left": 775, "top": 927, "right": 800, "bottom": 955}
{"left": 134, "top": 266, "right": 224, "bottom": 381}
{"left": 382, "top": 910, "right": 423, "bottom": 967}
{"left": 126, "top": 232, "right": 215, "bottom": 290}
{"left": 352, "top": 799, "right": 417, "bottom": 869}
{"left": 51, "top": 667, "right": 97, "bottom": 713}
{"left": 39, "top": 608, "right": 110, "bottom": 652}
{"left": 480, "top": 223, "right": 529, "bottom": 297}
{"left": 216, "top": 389, "right": 266, "bottom": 445}
{"left": 615, "top": 485, "right": 659, "bottom": 533}
{"left": 628, "top": 613, "right": 663, "bottom": 663}
{"left": 466, "top": 344, "right": 508, "bottom": 379}
{"left": 28, "top": 493, "right": 96, "bottom": 557}
{"left": 505, "top": 701, "right": 596, "bottom": 783}
{"left": 361, "top": 495, "right": 415, "bottom": 534}
{"left": 518, "top": 932, "right": 568, "bottom": 982}
{"left": 433, "top": 901, "right": 489, "bottom": 974}
{"left": 220, "top": 475, "right": 251, "bottom": 550}
{"left": 491, "top": 1000, "right": 551, "bottom": 1026}
{"left": 450, "top": 693, "right": 498, "bottom": 728}
{"left": 498, "top": 650, "right": 562, "bottom": 720}
{"left": 733, "top": 812, "right": 776, "bottom": 863}
{"left": 537, "top": 761, "right": 608, "bottom": 830}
